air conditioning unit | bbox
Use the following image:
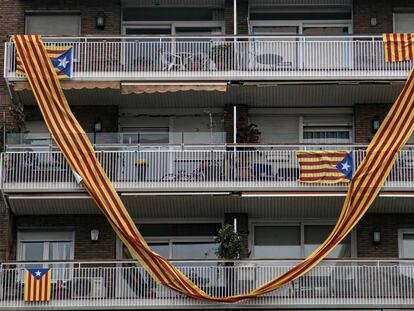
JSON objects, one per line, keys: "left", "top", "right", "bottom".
{"left": 72, "top": 277, "right": 106, "bottom": 299}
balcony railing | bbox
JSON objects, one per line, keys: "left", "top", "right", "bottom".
{"left": 2, "top": 144, "right": 414, "bottom": 192}
{"left": 4, "top": 35, "right": 413, "bottom": 81}
{"left": 1, "top": 259, "right": 414, "bottom": 309}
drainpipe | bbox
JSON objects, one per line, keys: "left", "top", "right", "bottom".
{"left": 233, "top": 0, "right": 237, "bottom": 35}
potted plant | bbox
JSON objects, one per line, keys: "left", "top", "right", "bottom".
{"left": 135, "top": 159, "right": 149, "bottom": 181}
{"left": 236, "top": 123, "right": 261, "bottom": 179}
{"left": 215, "top": 224, "right": 244, "bottom": 294}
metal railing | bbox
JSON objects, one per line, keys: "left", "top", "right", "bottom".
{"left": 2, "top": 144, "right": 414, "bottom": 192}
{"left": 4, "top": 35, "right": 413, "bottom": 81}
{"left": 1, "top": 259, "right": 414, "bottom": 309}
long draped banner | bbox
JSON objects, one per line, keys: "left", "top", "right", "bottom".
{"left": 12, "top": 34, "right": 414, "bottom": 302}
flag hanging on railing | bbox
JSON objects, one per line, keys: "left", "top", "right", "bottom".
{"left": 24, "top": 268, "right": 51, "bottom": 302}
{"left": 383, "top": 33, "right": 414, "bottom": 62}
{"left": 12, "top": 34, "right": 414, "bottom": 303}
{"left": 297, "top": 151, "right": 353, "bottom": 183}
{"left": 16, "top": 45, "right": 73, "bottom": 78}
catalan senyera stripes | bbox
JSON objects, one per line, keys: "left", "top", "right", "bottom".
{"left": 297, "top": 151, "right": 351, "bottom": 184}
{"left": 12, "top": 34, "right": 414, "bottom": 302}
{"left": 24, "top": 269, "right": 51, "bottom": 302}
{"left": 16, "top": 45, "right": 72, "bottom": 78}
{"left": 383, "top": 33, "right": 414, "bottom": 62}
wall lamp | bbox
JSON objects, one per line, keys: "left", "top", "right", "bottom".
{"left": 95, "top": 14, "right": 106, "bottom": 29}
{"left": 372, "top": 116, "right": 380, "bottom": 133}
{"left": 94, "top": 120, "right": 102, "bottom": 133}
{"left": 372, "top": 229, "right": 381, "bottom": 246}
{"left": 91, "top": 229, "right": 100, "bottom": 242}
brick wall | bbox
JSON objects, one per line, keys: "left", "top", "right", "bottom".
{"left": 224, "top": 0, "right": 249, "bottom": 35}
{"left": 224, "top": 104, "right": 248, "bottom": 143}
{"left": 357, "top": 214, "right": 414, "bottom": 258}
{"left": 353, "top": 0, "right": 414, "bottom": 35}
{"left": 0, "top": 0, "right": 121, "bottom": 126}
{"left": 354, "top": 103, "right": 391, "bottom": 143}
{"left": 0, "top": 201, "right": 10, "bottom": 262}
{"left": 12, "top": 215, "right": 117, "bottom": 260}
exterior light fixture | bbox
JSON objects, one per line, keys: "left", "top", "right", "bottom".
{"left": 90, "top": 229, "right": 100, "bottom": 241}
{"left": 372, "top": 229, "right": 381, "bottom": 246}
{"left": 94, "top": 120, "right": 102, "bottom": 133}
{"left": 372, "top": 116, "right": 380, "bottom": 133}
{"left": 370, "top": 17, "right": 377, "bottom": 26}
{"left": 95, "top": 14, "right": 106, "bottom": 29}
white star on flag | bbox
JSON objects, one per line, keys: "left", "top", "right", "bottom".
{"left": 35, "top": 270, "right": 42, "bottom": 277}
{"left": 58, "top": 57, "right": 69, "bottom": 69}
{"left": 341, "top": 161, "right": 351, "bottom": 171}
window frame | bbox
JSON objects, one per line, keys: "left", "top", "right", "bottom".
{"left": 116, "top": 219, "right": 223, "bottom": 260}
{"left": 24, "top": 11, "right": 81, "bottom": 36}
{"left": 17, "top": 231, "right": 75, "bottom": 262}
{"left": 398, "top": 228, "right": 414, "bottom": 258}
{"left": 250, "top": 220, "right": 356, "bottom": 259}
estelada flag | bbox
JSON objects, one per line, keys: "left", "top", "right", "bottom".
{"left": 297, "top": 150, "right": 353, "bottom": 184}
{"left": 16, "top": 45, "right": 73, "bottom": 78}
{"left": 24, "top": 268, "right": 51, "bottom": 302}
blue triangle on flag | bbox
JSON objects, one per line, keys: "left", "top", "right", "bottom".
{"left": 336, "top": 152, "right": 353, "bottom": 180}
{"left": 51, "top": 48, "right": 72, "bottom": 77}
{"left": 28, "top": 268, "right": 49, "bottom": 280}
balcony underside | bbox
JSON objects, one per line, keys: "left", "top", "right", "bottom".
{"left": 6, "top": 193, "right": 414, "bottom": 217}
{"left": 13, "top": 81, "right": 405, "bottom": 108}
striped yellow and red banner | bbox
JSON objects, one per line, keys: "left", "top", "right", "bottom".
{"left": 297, "top": 151, "right": 352, "bottom": 184}
{"left": 16, "top": 45, "right": 72, "bottom": 78}
{"left": 383, "top": 33, "right": 414, "bottom": 62}
{"left": 12, "top": 34, "right": 414, "bottom": 302}
{"left": 24, "top": 268, "right": 51, "bottom": 302}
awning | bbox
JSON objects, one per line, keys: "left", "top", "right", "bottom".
{"left": 13, "top": 81, "right": 120, "bottom": 91}
{"left": 121, "top": 82, "right": 227, "bottom": 94}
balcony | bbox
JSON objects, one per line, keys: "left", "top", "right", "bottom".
{"left": 4, "top": 36, "right": 413, "bottom": 82}
{"left": 1, "top": 259, "right": 414, "bottom": 309}
{"left": 2, "top": 141, "right": 414, "bottom": 193}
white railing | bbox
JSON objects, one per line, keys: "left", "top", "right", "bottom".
{"left": 2, "top": 145, "right": 414, "bottom": 192}
{"left": 4, "top": 35, "right": 413, "bottom": 81}
{"left": 1, "top": 259, "right": 414, "bottom": 309}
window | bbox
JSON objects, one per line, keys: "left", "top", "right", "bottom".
{"left": 253, "top": 224, "right": 352, "bottom": 259}
{"left": 394, "top": 13, "right": 414, "bottom": 33}
{"left": 303, "top": 126, "right": 352, "bottom": 144}
{"left": 25, "top": 13, "right": 81, "bottom": 36}
{"left": 17, "top": 231, "right": 74, "bottom": 280}
{"left": 121, "top": 127, "right": 170, "bottom": 144}
{"left": 120, "top": 222, "right": 221, "bottom": 260}
{"left": 399, "top": 229, "right": 414, "bottom": 258}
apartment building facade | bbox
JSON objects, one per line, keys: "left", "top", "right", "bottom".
{"left": 1, "top": 0, "right": 414, "bottom": 309}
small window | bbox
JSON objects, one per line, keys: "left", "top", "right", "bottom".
{"left": 400, "top": 230, "right": 414, "bottom": 258}
{"left": 25, "top": 13, "right": 81, "bottom": 36}
{"left": 253, "top": 224, "right": 352, "bottom": 259}
{"left": 254, "top": 226, "right": 301, "bottom": 259}
{"left": 18, "top": 231, "right": 74, "bottom": 280}
{"left": 303, "top": 126, "right": 352, "bottom": 144}
{"left": 394, "top": 13, "right": 414, "bottom": 33}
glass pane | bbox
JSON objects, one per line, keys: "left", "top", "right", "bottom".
{"left": 22, "top": 242, "right": 44, "bottom": 261}
{"left": 138, "top": 223, "right": 221, "bottom": 237}
{"left": 172, "top": 242, "right": 218, "bottom": 259}
{"left": 402, "top": 233, "right": 414, "bottom": 258}
{"left": 252, "top": 26, "right": 298, "bottom": 35}
{"left": 304, "top": 225, "right": 350, "bottom": 258}
{"left": 48, "top": 242, "right": 72, "bottom": 280}
{"left": 254, "top": 226, "right": 301, "bottom": 259}
{"left": 149, "top": 243, "right": 170, "bottom": 259}
{"left": 123, "top": 8, "right": 215, "bottom": 21}
{"left": 125, "top": 27, "right": 172, "bottom": 35}
{"left": 303, "top": 27, "right": 348, "bottom": 35}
